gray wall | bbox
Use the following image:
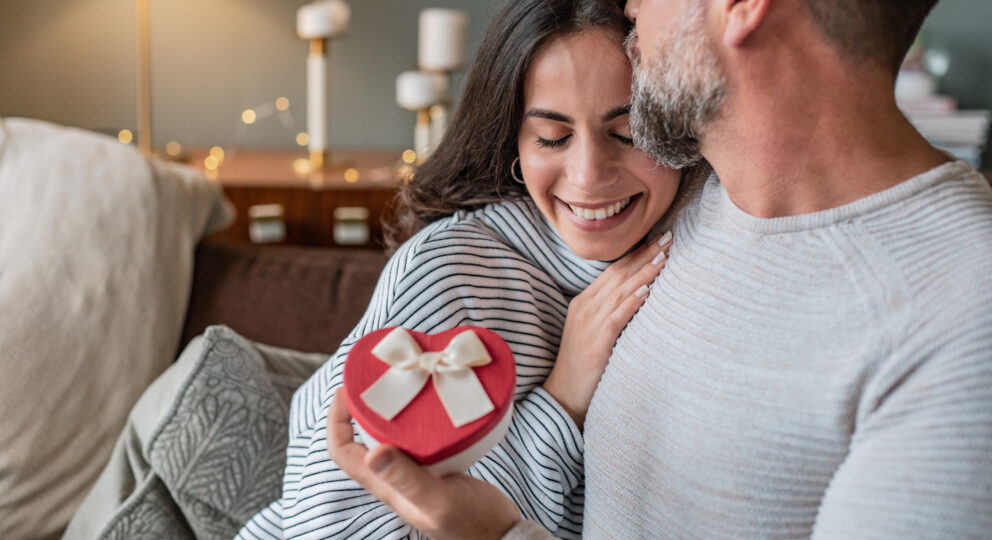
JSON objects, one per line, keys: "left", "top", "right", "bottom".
{"left": 0, "top": 0, "right": 501, "bottom": 150}
{"left": 1, "top": 0, "right": 989, "bottom": 155}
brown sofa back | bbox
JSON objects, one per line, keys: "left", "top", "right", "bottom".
{"left": 181, "top": 242, "right": 388, "bottom": 354}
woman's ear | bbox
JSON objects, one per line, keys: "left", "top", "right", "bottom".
{"left": 719, "top": 0, "right": 772, "bottom": 48}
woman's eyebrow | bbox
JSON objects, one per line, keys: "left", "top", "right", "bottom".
{"left": 601, "top": 105, "right": 631, "bottom": 122}
{"left": 524, "top": 108, "right": 573, "bottom": 123}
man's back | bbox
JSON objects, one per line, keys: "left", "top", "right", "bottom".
{"left": 585, "top": 161, "right": 992, "bottom": 538}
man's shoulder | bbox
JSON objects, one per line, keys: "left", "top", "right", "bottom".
{"left": 869, "top": 164, "right": 992, "bottom": 270}
{"left": 866, "top": 166, "right": 992, "bottom": 315}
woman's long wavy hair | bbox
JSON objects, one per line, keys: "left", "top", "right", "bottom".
{"left": 384, "top": 0, "right": 628, "bottom": 250}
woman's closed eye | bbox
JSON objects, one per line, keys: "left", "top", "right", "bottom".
{"left": 613, "top": 133, "right": 634, "bottom": 146}
{"left": 535, "top": 134, "right": 572, "bottom": 148}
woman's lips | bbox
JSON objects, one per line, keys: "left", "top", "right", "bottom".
{"left": 557, "top": 194, "right": 641, "bottom": 232}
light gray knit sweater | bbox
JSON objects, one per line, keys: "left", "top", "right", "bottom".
{"left": 510, "top": 160, "right": 992, "bottom": 539}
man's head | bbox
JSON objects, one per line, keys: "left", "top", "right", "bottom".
{"left": 625, "top": 0, "right": 940, "bottom": 168}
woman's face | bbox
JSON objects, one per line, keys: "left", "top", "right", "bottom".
{"left": 518, "top": 28, "right": 680, "bottom": 261}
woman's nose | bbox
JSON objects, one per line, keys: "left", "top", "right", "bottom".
{"left": 568, "top": 138, "right": 618, "bottom": 191}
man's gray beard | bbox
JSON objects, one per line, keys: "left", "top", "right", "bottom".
{"left": 626, "top": 4, "right": 728, "bottom": 169}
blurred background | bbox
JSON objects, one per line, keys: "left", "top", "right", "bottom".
{"left": 1, "top": 0, "right": 988, "bottom": 161}
{"left": 0, "top": 0, "right": 498, "bottom": 151}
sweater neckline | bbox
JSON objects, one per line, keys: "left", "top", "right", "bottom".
{"left": 710, "top": 160, "right": 972, "bottom": 234}
{"left": 477, "top": 199, "right": 611, "bottom": 296}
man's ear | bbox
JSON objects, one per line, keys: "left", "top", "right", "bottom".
{"left": 718, "top": 0, "right": 772, "bottom": 48}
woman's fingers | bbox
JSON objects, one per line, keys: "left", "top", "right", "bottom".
{"left": 593, "top": 231, "right": 672, "bottom": 289}
{"left": 587, "top": 232, "right": 672, "bottom": 307}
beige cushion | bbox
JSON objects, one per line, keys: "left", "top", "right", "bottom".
{"left": 0, "top": 117, "right": 233, "bottom": 539}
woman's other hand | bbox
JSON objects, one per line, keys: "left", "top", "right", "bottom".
{"left": 543, "top": 231, "right": 672, "bottom": 427}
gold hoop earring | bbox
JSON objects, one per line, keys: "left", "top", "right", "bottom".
{"left": 511, "top": 157, "right": 525, "bottom": 184}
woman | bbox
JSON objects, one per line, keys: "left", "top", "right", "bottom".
{"left": 238, "top": 0, "right": 681, "bottom": 538}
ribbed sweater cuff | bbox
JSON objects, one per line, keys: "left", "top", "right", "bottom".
{"left": 520, "top": 387, "right": 584, "bottom": 470}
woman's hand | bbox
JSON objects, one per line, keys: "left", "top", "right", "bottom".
{"left": 327, "top": 389, "right": 522, "bottom": 540}
{"left": 543, "top": 231, "right": 672, "bottom": 428}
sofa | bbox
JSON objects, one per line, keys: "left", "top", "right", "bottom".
{"left": 180, "top": 241, "right": 386, "bottom": 355}
{"left": 0, "top": 117, "right": 388, "bottom": 539}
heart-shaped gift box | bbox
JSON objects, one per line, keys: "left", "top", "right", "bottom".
{"left": 343, "top": 326, "right": 516, "bottom": 475}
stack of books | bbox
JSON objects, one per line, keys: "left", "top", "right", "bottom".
{"left": 898, "top": 94, "right": 990, "bottom": 168}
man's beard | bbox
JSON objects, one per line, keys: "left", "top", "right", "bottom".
{"left": 626, "top": 3, "right": 728, "bottom": 169}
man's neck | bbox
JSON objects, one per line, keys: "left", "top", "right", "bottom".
{"left": 700, "top": 64, "right": 950, "bottom": 219}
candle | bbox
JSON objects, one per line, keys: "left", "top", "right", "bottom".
{"left": 418, "top": 9, "right": 469, "bottom": 72}
{"left": 297, "top": 0, "right": 350, "bottom": 166}
{"left": 307, "top": 41, "right": 328, "bottom": 155}
{"left": 396, "top": 71, "right": 449, "bottom": 111}
{"left": 297, "top": 0, "right": 350, "bottom": 40}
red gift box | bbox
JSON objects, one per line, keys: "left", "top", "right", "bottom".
{"left": 343, "top": 326, "right": 516, "bottom": 475}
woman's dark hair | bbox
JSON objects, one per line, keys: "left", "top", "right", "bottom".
{"left": 384, "top": 0, "right": 629, "bottom": 249}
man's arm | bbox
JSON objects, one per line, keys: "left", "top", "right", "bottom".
{"left": 812, "top": 347, "right": 992, "bottom": 538}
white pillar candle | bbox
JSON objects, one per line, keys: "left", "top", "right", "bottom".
{"left": 418, "top": 9, "right": 469, "bottom": 72}
{"left": 298, "top": 0, "right": 350, "bottom": 165}
{"left": 396, "top": 71, "right": 449, "bottom": 111}
{"left": 415, "top": 110, "right": 432, "bottom": 163}
{"left": 297, "top": 0, "right": 350, "bottom": 40}
{"left": 307, "top": 42, "right": 328, "bottom": 154}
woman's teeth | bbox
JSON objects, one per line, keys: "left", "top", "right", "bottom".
{"left": 568, "top": 197, "right": 632, "bottom": 220}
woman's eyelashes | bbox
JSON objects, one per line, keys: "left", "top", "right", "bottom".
{"left": 535, "top": 134, "right": 571, "bottom": 148}
{"left": 613, "top": 133, "right": 635, "bottom": 146}
{"left": 534, "top": 132, "right": 635, "bottom": 149}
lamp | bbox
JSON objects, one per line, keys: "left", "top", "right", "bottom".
{"left": 396, "top": 71, "right": 449, "bottom": 164}
{"left": 417, "top": 9, "right": 468, "bottom": 155}
{"left": 297, "top": 0, "right": 350, "bottom": 171}
{"left": 395, "top": 9, "right": 468, "bottom": 164}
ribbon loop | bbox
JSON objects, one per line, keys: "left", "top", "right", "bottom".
{"left": 360, "top": 328, "right": 496, "bottom": 427}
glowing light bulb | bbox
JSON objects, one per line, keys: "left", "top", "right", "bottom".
{"left": 209, "top": 146, "right": 225, "bottom": 163}
{"left": 296, "top": 132, "right": 309, "bottom": 146}
{"left": 292, "top": 158, "right": 312, "bottom": 175}
{"left": 401, "top": 149, "right": 417, "bottom": 164}
{"left": 276, "top": 97, "right": 290, "bottom": 111}
{"left": 344, "top": 168, "right": 359, "bottom": 183}
{"left": 165, "top": 141, "right": 182, "bottom": 156}
{"left": 204, "top": 155, "right": 220, "bottom": 170}
{"left": 242, "top": 109, "right": 257, "bottom": 124}
{"left": 117, "top": 129, "right": 134, "bottom": 144}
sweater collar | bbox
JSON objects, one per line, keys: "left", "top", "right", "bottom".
{"left": 701, "top": 160, "right": 976, "bottom": 234}
{"left": 480, "top": 198, "right": 611, "bottom": 298}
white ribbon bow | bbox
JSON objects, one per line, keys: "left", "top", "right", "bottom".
{"left": 361, "top": 328, "right": 496, "bottom": 428}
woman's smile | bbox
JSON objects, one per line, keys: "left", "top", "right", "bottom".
{"left": 556, "top": 194, "right": 642, "bottom": 232}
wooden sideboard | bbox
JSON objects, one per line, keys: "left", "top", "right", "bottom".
{"left": 187, "top": 149, "right": 407, "bottom": 248}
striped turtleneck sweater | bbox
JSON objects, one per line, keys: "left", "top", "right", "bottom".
{"left": 510, "top": 160, "right": 992, "bottom": 539}
{"left": 238, "top": 198, "right": 612, "bottom": 539}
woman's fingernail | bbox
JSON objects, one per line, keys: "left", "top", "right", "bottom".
{"left": 657, "top": 231, "right": 673, "bottom": 246}
{"left": 652, "top": 251, "right": 666, "bottom": 266}
{"left": 635, "top": 284, "right": 649, "bottom": 298}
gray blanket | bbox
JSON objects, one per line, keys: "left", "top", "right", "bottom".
{"left": 64, "top": 326, "right": 325, "bottom": 539}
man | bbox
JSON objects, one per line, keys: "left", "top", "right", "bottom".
{"left": 329, "top": 0, "right": 992, "bottom": 538}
